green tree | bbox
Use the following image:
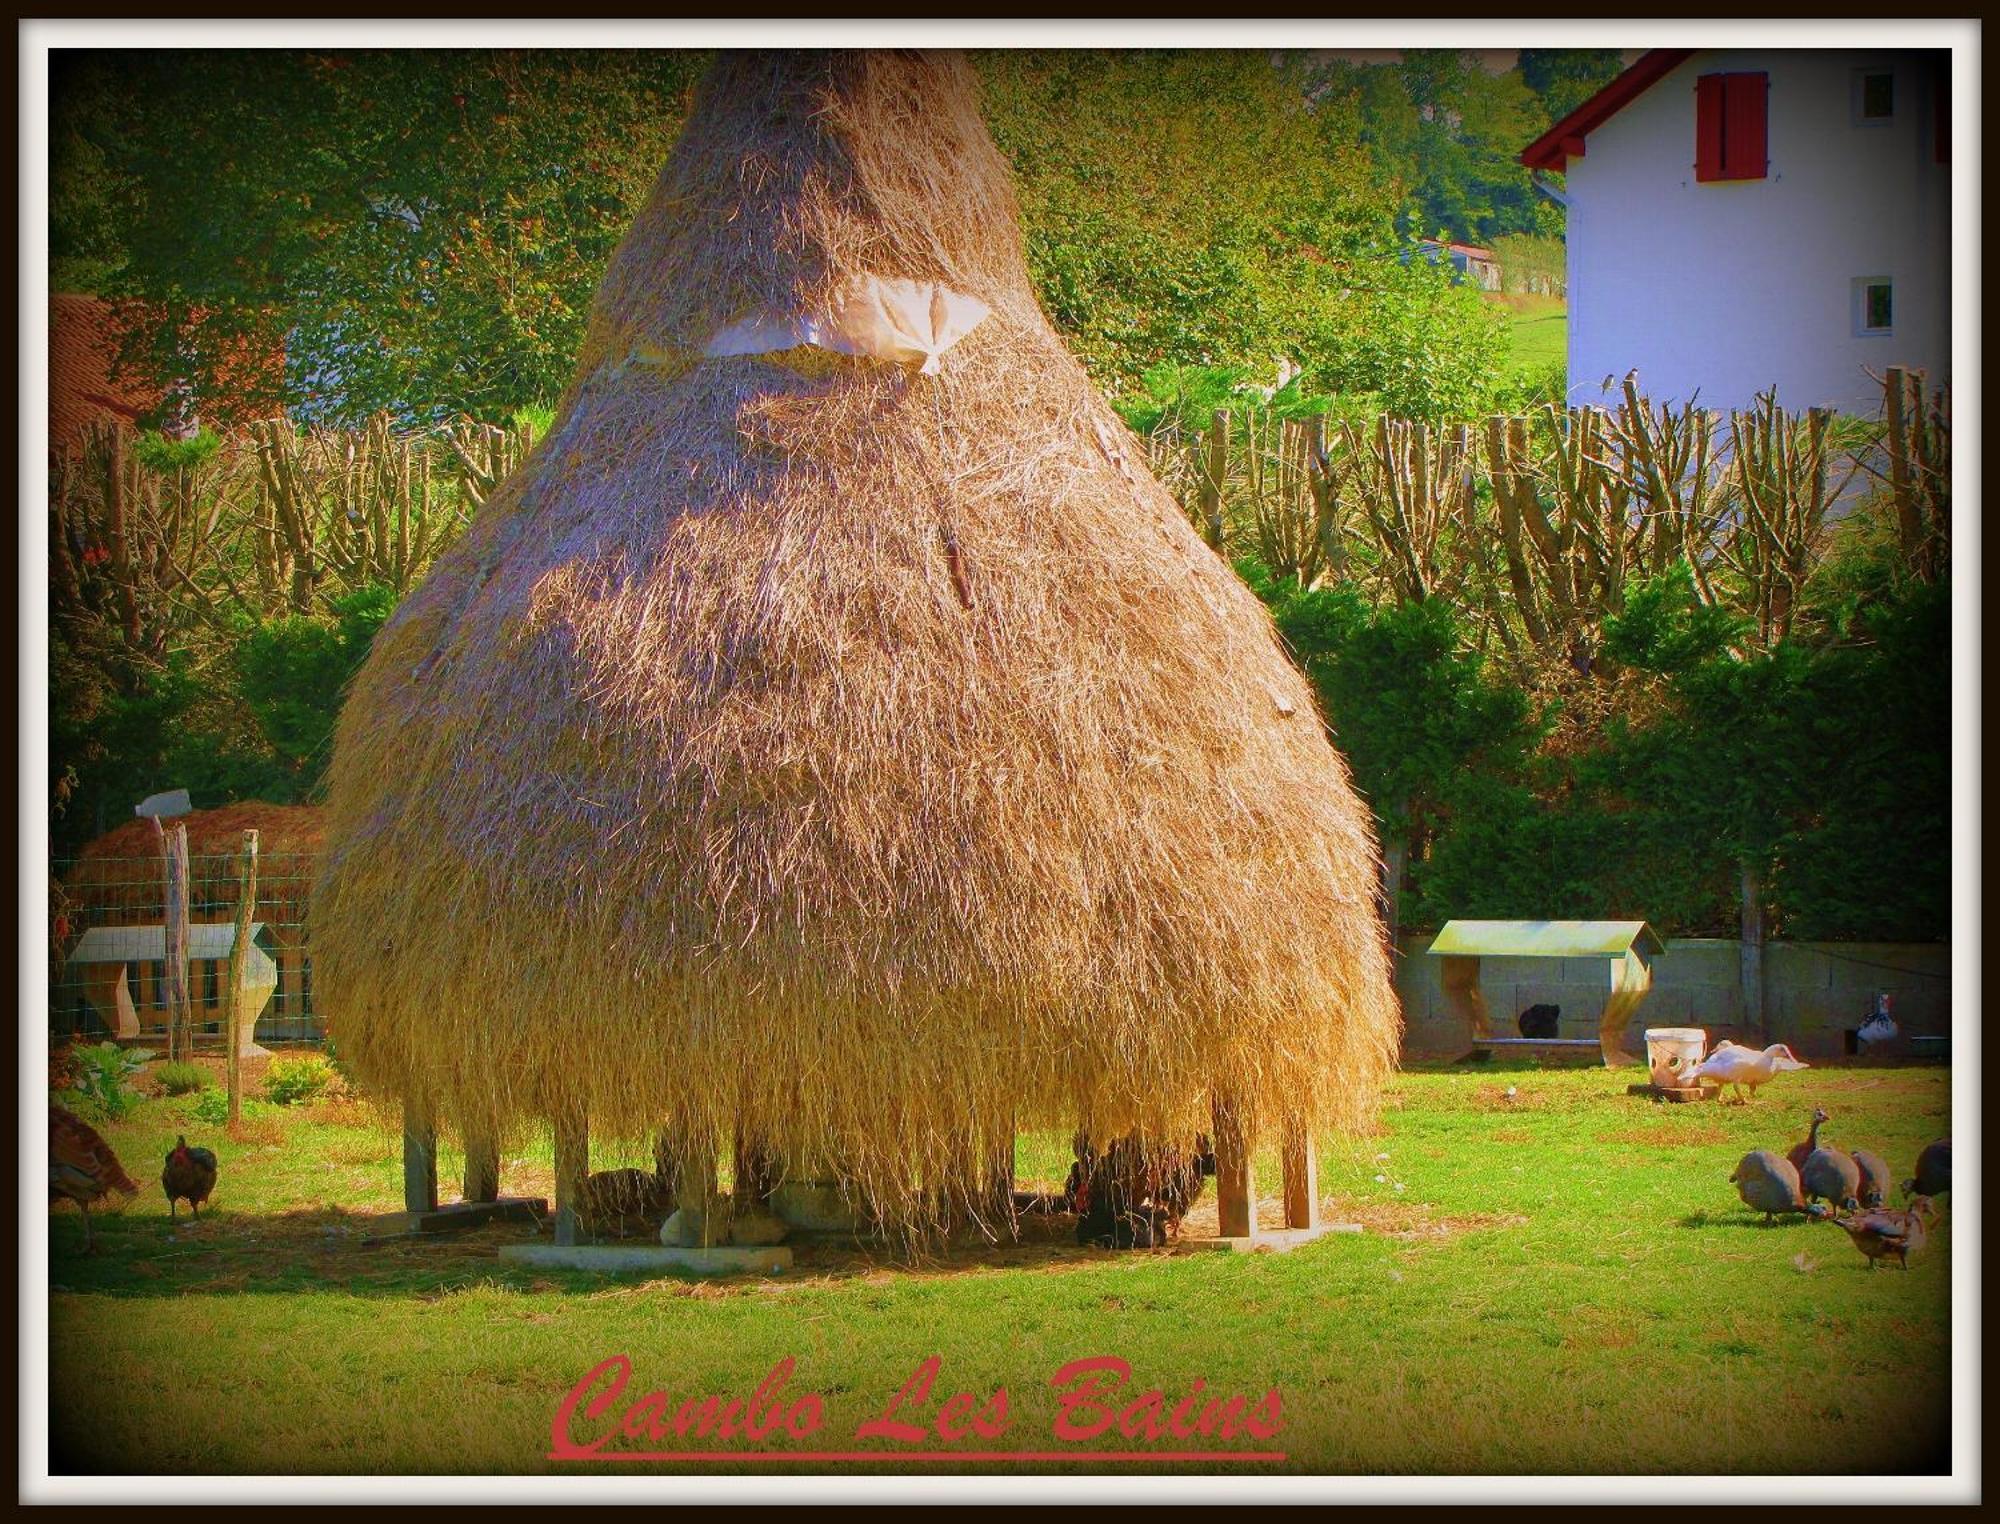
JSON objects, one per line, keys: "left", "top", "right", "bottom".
{"left": 1248, "top": 567, "right": 1542, "bottom": 943}
{"left": 1518, "top": 49, "right": 1625, "bottom": 120}
{"left": 1316, "top": 51, "right": 1548, "bottom": 246}
{"left": 1591, "top": 563, "right": 1948, "bottom": 943}
{"left": 52, "top": 50, "right": 707, "bottom": 423}
{"left": 975, "top": 49, "right": 1393, "bottom": 391}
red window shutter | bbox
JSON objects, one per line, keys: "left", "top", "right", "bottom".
{"left": 1695, "top": 74, "right": 1725, "bottom": 180}
{"left": 1722, "top": 72, "right": 1768, "bottom": 180}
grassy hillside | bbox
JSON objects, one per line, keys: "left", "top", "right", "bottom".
{"left": 1486, "top": 292, "right": 1567, "bottom": 384}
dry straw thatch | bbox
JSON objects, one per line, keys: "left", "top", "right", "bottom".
{"left": 62, "top": 802, "right": 323, "bottom": 921}
{"left": 312, "top": 51, "right": 1399, "bottom": 1231}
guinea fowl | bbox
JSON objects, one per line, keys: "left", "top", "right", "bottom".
{"left": 1801, "top": 1146, "right": 1863, "bottom": 1212}
{"left": 162, "top": 1135, "right": 219, "bottom": 1221}
{"left": 49, "top": 1105, "right": 140, "bottom": 1250}
{"left": 1832, "top": 1197, "right": 1937, "bottom": 1271}
{"left": 1073, "top": 1133, "right": 1215, "bottom": 1248}
{"left": 1785, "top": 1107, "right": 1831, "bottom": 1175}
{"left": 1690, "top": 1043, "right": 1809, "bottom": 1104}
{"left": 1849, "top": 1149, "right": 1893, "bottom": 1209}
{"left": 1904, "top": 1139, "right": 1951, "bottom": 1200}
{"left": 1729, "top": 1150, "right": 1829, "bottom": 1225}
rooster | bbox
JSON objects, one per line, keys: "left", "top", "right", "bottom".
{"left": 49, "top": 1105, "right": 139, "bottom": 1251}
{"left": 162, "top": 1134, "right": 219, "bottom": 1222}
{"left": 1070, "top": 1133, "right": 1215, "bottom": 1249}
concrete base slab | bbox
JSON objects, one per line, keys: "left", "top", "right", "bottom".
{"left": 499, "top": 1243, "right": 792, "bottom": 1276}
{"left": 1187, "top": 1223, "right": 1363, "bottom": 1254}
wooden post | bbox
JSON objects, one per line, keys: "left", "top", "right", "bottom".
{"left": 402, "top": 1100, "right": 438, "bottom": 1215}
{"left": 1280, "top": 1123, "right": 1319, "bottom": 1232}
{"left": 1381, "top": 835, "right": 1408, "bottom": 966}
{"left": 1200, "top": 409, "right": 1230, "bottom": 551}
{"left": 224, "top": 829, "right": 258, "bottom": 1124}
{"left": 1212, "top": 1092, "right": 1255, "bottom": 1242}
{"left": 1740, "top": 858, "right": 1767, "bottom": 1038}
{"left": 1439, "top": 953, "right": 1493, "bottom": 1041}
{"left": 553, "top": 1112, "right": 589, "bottom": 1246}
{"left": 1885, "top": 366, "right": 1919, "bottom": 563}
{"left": 463, "top": 1133, "right": 500, "bottom": 1205}
{"left": 155, "top": 819, "right": 191, "bottom": 1060}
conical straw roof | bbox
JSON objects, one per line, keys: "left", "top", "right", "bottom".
{"left": 313, "top": 51, "right": 1399, "bottom": 1228}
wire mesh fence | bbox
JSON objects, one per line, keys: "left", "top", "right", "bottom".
{"left": 49, "top": 852, "right": 322, "bottom": 1048}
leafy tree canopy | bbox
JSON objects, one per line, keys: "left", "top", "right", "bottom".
{"left": 54, "top": 48, "right": 1500, "bottom": 421}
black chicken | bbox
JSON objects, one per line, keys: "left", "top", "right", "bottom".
{"left": 162, "top": 1134, "right": 219, "bottom": 1221}
{"left": 1070, "top": 1133, "right": 1216, "bottom": 1249}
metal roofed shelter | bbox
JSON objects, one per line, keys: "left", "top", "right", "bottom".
{"left": 1427, "top": 920, "right": 1665, "bottom": 1066}
{"left": 64, "top": 922, "right": 279, "bottom": 1056}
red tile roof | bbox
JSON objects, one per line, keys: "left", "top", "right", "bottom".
{"left": 48, "top": 294, "right": 159, "bottom": 457}
{"left": 48, "top": 294, "right": 287, "bottom": 458}
{"left": 1520, "top": 49, "right": 1698, "bottom": 173}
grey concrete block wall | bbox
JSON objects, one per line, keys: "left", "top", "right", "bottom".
{"left": 1394, "top": 936, "right": 1952, "bottom": 1058}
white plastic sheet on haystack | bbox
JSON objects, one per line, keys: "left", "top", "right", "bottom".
{"left": 705, "top": 275, "right": 991, "bottom": 375}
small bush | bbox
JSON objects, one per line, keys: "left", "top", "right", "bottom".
{"left": 187, "top": 1088, "right": 278, "bottom": 1126}
{"left": 263, "top": 1055, "right": 334, "bottom": 1106}
{"left": 64, "top": 1042, "right": 155, "bottom": 1121}
{"left": 154, "top": 1060, "right": 214, "bottom": 1095}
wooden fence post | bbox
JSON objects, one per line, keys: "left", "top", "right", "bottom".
{"left": 225, "top": 829, "right": 258, "bottom": 1124}
{"left": 1200, "top": 410, "right": 1230, "bottom": 551}
{"left": 553, "top": 1112, "right": 589, "bottom": 1246}
{"left": 1211, "top": 1092, "right": 1255, "bottom": 1242}
{"left": 463, "top": 1134, "right": 501, "bottom": 1205}
{"left": 1280, "top": 1123, "right": 1319, "bottom": 1233}
{"left": 155, "top": 819, "right": 190, "bottom": 1061}
{"left": 402, "top": 1100, "right": 439, "bottom": 1216}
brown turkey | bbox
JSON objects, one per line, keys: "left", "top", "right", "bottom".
{"left": 49, "top": 1105, "right": 139, "bottom": 1251}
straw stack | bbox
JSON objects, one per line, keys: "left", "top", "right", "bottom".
{"left": 312, "top": 51, "right": 1399, "bottom": 1232}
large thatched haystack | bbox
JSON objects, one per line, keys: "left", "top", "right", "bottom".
{"left": 313, "top": 51, "right": 1399, "bottom": 1228}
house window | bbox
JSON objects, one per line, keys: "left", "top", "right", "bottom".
{"left": 1853, "top": 278, "right": 1894, "bottom": 337}
{"left": 1695, "top": 73, "right": 1769, "bottom": 182}
{"left": 1853, "top": 68, "right": 1896, "bottom": 125}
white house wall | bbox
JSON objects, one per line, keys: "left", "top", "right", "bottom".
{"left": 1566, "top": 51, "right": 1949, "bottom": 417}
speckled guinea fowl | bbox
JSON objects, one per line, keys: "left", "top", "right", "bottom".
{"left": 1801, "top": 1146, "right": 1863, "bottom": 1212}
{"left": 1905, "top": 1139, "right": 1951, "bottom": 1199}
{"left": 1729, "top": 1150, "right": 1829, "bottom": 1224}
{"left": 1784, "top": 1106, "right": 1830, "bottom": 1175}
{"left": 1848, "top": 1148, "right": 1893, "bottom": 1209}
{"left": 1833, "top": 1197, "right": 1937, "bottom": 1270}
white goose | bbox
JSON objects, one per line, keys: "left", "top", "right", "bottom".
{"left": 1690, "top": 1041, "right": 1810, "bottom": 1103}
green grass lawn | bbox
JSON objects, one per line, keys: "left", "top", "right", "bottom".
{"left": 1488, "top": 292, "right": 1567, "bottom": 382}
{"left": 47, "top": 1064, "right": 1951, "bottom": 1475}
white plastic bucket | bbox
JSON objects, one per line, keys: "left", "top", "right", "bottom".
{"left": 1643, "top": 1027, "right": 1707, "bottom": 1089}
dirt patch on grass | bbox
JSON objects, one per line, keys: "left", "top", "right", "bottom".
{"left": 1326, "top": 1198, "right": 1528, "bottom": 1242}
{"left": 1595, "top": 1124, "right": 1732, "bottom": 1148}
